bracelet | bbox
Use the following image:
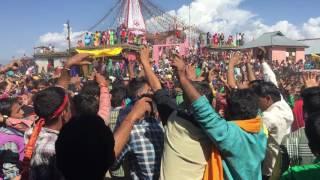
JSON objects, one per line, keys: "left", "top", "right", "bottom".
{"left": 2, "top": 115, "right": 8, "bottom": 127}
{"left": 63, "top": 67, "right": 71, "bottom": 71}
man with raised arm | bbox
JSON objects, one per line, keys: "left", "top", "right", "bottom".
{"left": 171, "top": 55, "right": 267, "bottom": 180}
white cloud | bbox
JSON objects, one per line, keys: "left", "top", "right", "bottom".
{"left": 172, "top": 0, "right": 320, "bottom": 40}
{"left": 38, "top": 0, "right": 320, "bottom": 48}
{"left": 38, "top": 27, "right": 85, "bottom": 51}
{"left": 302, "top": 17, "right": 320, "bottom": 38}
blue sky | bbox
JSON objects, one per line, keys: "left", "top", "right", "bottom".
{"left": 0, "top": 0, "right": 319, "bottom": 63}
{"left": 239, "top": 0, "right": 320, "bottom": 25}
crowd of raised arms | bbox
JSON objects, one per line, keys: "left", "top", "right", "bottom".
{"left": 1, "top": 45, "right": 320, "bottom": 180}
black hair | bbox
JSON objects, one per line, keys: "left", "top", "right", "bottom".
{"left": 251, "top": 81, "right": 281, "bottom": 103}
{"left": 37, "top": 79, "right": 49, "bottom": 87}
{"left": 249, "top": 80, "right": 264, "bottom": 88}
{"left": 26, "top": 79, "right": 38, "bottom": 90}
{"left": 0, "top": 81, "right": 8, "bottom": 92}
{"left": 31, "top": 80, "right": 40, "bottom": 89}
{"left": 302, "top": 87, "right": 320, "bottom": 115}
{"left": 73, "top": 94, "right": 99, "bottom": 116}
{"left": 112, "top": 80, "right": 126, "bottom": 89}
{"left": 191, "top": 81, "right": 213, "bottom": 103}
{"left": 305, "top": 112, "right": 320, "bottom": 154}
{"left": 33, "top": 87, "right": 66, "bottom": 122}
{"left": 27, "top": 79, "right": 49, "bottom": 90}
{"left": 110, "top": 87, "right": 127, "bottom": 108}
{"left": 0, "top": 98, "right": 18, "bottom": 116}
{"left": 48, "top": 78, "right": 58, "bottom": 86}
{"left": 80, "top": 81, "right": 100, "bottom": 97}
{"left": 55, "top": 115, "right": 115, "bottom": 180}
{"left": 127, "top": 78, "right": 148, "bottom": 99}
{"left": 257, "top": 49, "right": 265, "bottom": 61}
{"left": 226, "top": 89, "right": 259, "bottom": 120}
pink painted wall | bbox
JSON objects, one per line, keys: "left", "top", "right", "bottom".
{"left": 296, "top": 48, "right": 305, "bottom": 62}
{"left": 270, "top": 47, "right": 305, "bottom": 62}
{"left": 271, "top": 47, "right": 287, "bottom": 62}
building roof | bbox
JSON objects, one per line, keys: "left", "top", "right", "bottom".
{"left": 298, "top": 38, "right": 320, "bottom": 55}
{"left": 33, "top": 52, "right": 71, "bottom": 59}
{"left": 241, "top": 31, "right": 308, "bottom": 49}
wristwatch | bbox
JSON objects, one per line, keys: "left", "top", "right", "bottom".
{"left": 1, "top": 115, "right": 8, "bottom": 127}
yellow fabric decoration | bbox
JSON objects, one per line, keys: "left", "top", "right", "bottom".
{"left": 76, "top": 47, "right": 123, "bottom": 58}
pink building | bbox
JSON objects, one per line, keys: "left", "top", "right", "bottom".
{"left": 242, "top": 31, "right": 308, "bottom": 62}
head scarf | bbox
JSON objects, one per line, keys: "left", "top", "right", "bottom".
{"left": 21, "top": 94, "right": 69, "bottom": 179}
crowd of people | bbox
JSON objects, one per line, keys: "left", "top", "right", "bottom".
{"left": 77, "top": 25, "right": 148, "bottom": 48}
{"left": 0, "top": 44, "right": 320, "bottom": 180}
{"left": 198, "top": 32, "right": 245, "bottom": 48}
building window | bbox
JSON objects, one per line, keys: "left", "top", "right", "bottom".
{"left": 287, "top": 48, "right": 296, "bottom": 58}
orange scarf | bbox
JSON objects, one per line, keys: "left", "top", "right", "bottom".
{"left": 203, "top": 117, "right": 262, "bottom": 180}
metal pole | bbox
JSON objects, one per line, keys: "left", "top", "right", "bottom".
{"left": 67, "top": 20, "right": 71, "bottom": 53}
{"left": 189, "top": 3, "right": 191, "bottom": 46}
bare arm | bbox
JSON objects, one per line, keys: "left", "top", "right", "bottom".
{"left": 172, "top": 56, "right": 201, "bottom": 103}
{"left": 56, "top": 69, "right": 71, "bottom": 89}
{"left": 113, "top": 97, "right": 152, "bottom": 157}
{"left": 179, "top": 72, "right": 201, "bottom": 103}
{"left": 246, "top": 49, "right": 256, "bottom": 82}
{"left": 113, "top": 113, "right": 137, "bottom": 157}
{"left": 57, "top": 53, "right": 90, "bottom": 89}
{"left": 227, "top": 53, "right": 241, "bottom": 89}
{"left": 246, "top": 62, "right": 256, "bottom": 82}
{"left": 139, "top": 46, "right": 162, "bottom": 91}
{"left": 96, "top": 73, "right": 111, "bottom": 124}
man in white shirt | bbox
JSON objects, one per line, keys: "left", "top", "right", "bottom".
{"left": 251, "top": 49, "right": 294, "bottom": 179}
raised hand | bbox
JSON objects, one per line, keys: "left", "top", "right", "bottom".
{"left": 303, "top": 72, "right": 319, "bottom": 88}
{"left": 139, "top": 45, "right": 150, "bottom": 65}
{"left": 186, "top": 64, "right": 196, "bottom": 81}
{"left": 129, "top": 97, "right": 153, "bottom": 121}
{"left": 65, "top": 53, "right": 91, "bottom": 68}
{"left": 171, "top": 56, "right": 186, "bottom": 75}
{"left": 244, "top": 49, "right": 253, "bottom": 64}
{"left": 229, "top": 52, "right": 242, "bottom": 66}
